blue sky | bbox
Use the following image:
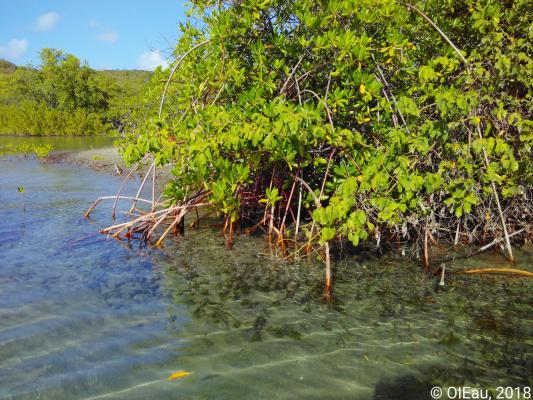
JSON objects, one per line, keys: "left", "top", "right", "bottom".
{"left": 0, "top": 1, "right": 189, "bottom": 70}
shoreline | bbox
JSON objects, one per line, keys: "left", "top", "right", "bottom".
{"left": 46, "top": 147, "right": 128, "bottom": 176}
{"left": 45, "top": 146, "right": 173, "bottom": 193}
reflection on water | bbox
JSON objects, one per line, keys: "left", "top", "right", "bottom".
{"left": 0, "top": 149, "right": 531, "bottom": 399}
{"left": 0, "top": 135, "right": 114, "bottom": 152}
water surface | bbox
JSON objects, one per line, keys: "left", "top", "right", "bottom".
{"left": 0, "top": 138, "right": 531, "bottom": 399}
{"left": 0, "top": 135, "right": 114, "bottom": 152}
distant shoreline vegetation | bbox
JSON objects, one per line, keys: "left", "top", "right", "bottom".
{"left": 0, "top": 51, "right": 151, "bottom": 136}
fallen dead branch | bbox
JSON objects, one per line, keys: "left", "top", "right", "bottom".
{"left": 454, "top": 268, "right": 533, "bottom": 277}
{"left": 85, "top": 195, "right": 166, "bottom": 219}
{"left": 436, "top": 228, "right": 527, "bottom": 264}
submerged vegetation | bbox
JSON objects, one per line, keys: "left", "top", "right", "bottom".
{"left": 89, "top": 0, "right": 532, "bottom": 298}
{"left": 0, "top": 51, "right": 151, "bottom": 136}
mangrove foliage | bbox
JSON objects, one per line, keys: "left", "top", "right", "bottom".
{"left": 94, "top": 0, "right": 531, "bottom": 298}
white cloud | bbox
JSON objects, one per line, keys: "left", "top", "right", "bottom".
{"left": 96, "top": 31, "right": 118, "bottom": 43}
{"left": 33, "top": 12, "right": 61, "bottom": 32}
{"left": 0, "top": 38, "right": 28, "bottom": 61}
{"left": 89, "top": 19, "right": 118, "bottom": 44}
{"left": 137, "top": 51, "right": 169, "bottom": 71}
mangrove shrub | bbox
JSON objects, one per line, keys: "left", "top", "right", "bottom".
{"left": 118, "top": 0, "right": 532, "bottom": 294}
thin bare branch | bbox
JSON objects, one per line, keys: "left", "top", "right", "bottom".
{"left": 159, "top": 40, "right": 211, "bottom": 118}
{"left": 407, "top": 4, "right": 468, "bottom": 66}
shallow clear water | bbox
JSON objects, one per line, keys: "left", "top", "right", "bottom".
{"left": 0, "top": 140, "right": 531, "bottom": 399}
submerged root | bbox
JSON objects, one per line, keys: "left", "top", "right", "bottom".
{"left": 454, "top": 268, "right": 533, "bottom": 277}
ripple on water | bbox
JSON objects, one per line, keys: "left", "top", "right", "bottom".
{"left": 0, "top": 155, "right": 532, "bottom": 399}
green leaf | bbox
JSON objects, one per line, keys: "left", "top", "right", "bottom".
{"left": 321, "top": 227, "right": 336, "bottom": 242}
{"left": 419, "top": 65, "right": 437, "bottom": 84}
{"left": 397, "top": 96, "right": 419, "bottom": 117}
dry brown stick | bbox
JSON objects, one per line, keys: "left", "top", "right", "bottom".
{"left": 146, "top": 209, "right": 177, "bottom": 239}
{"left": 265, "top": 167, "right": 276, "bottom": 241}
{"left": 101, "top": 203, "right": 206, "bottom": 233}
{"left": 295, "top": 184, "right": 302, "bottom": 240}
{"left": 223, "top": 213, "right": 229, "bottom": 235}
{"left": 158, "top": 40, "right": 211, "bottom": 118}
{"left": 293, "top": 174, "right": 333, "bottom": 300}
{"left": 323, "top": 241, "right": 332, "bottom": 301}
{"left": 479, "top": 228, "right": 525, "bottom": 252}
{"left": 454, "top": 218, "right": 461, "bottom": 246}
{"left": 324, "top": 70, "right": 332, "bottom": 101}
{"left": 155, "top": 209, "right": 188, "bottom": 247}
{"left": 435, "top": 228, "right": 525, "bottom": 264}
{"left": 278, "top": 181, "right": 296, "bottom": 244}
{"left": 423, "top": 221, "right": 430, "bottom": 270}
{"left": 279, "top": 55, "right": 304, "bottom": 95}
{"left": 113, "top": 218, "right": 154, "bottom": 239}
{"left": 373, "top": 72, "right": 399, "bottom": 128}
{"left": 282, "top": 232, "right": 321, "bottom": 260}
{"left": 103, "top": 217, "right": 154, "bottom": 236}
{"left": 407, "top": 4, "right": 468, "bottom": 66}
{"left": 454, "top": 268, "right": 533, "bottom": 277}
{"left": 294, "top": 73, "right": 302, "bottom": 105}
{"left": 428, "top": 230, "right": 438, "bottom": 246}
{"left": 301, "top": 89, "right": 335, "bottom": 133}
{"left": 372, "top": 54, "right": 407, "bottom": 129}
{"left": 129, "top": 161, "right": 155, "bottom": 214}
{"left": 227, "top": 218, "right": 234, "bottom": 249}
{"left": 293, "top": 176, "right": 321, "bottom": 208}
{"left": 85, "top": 196, "right": 156, "bottom": 219}
{"left": 151, "top": 163, "right": 156, "bottom": 212}
{"left": 104, "top": 209, "right": 173, "bottom": 236}
{"left": 147, "top": 195, "right": 209, "bottom": 239}
{"left": 268, "top": 201, "right": 277, "bottom": 245}
{"left": 147, "top": 197, "right": 209, "bottom": 239}
{"left": 111, "top": 156, "right": 146, "bottom": 219}
{"left": 476, "top": 125, "right": 514, "bottom": 261}
{"left": 244, "top": 217, "right": 267, "bottom": 234}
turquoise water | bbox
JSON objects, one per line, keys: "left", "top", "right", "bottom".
{"left": 0, "top": 140, "right": 531, "bottom": 399}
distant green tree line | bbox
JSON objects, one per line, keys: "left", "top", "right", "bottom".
{"left": 0, "top": 49, "right": 151, "bottom": 136}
